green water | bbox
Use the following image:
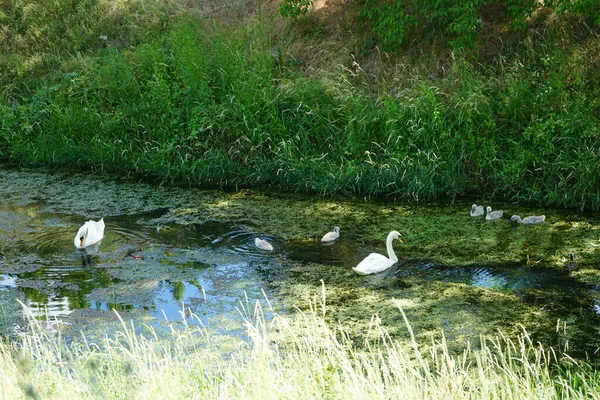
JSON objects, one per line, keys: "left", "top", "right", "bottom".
{"left": 0, "top": 167, "right": 599, "bottom": 358}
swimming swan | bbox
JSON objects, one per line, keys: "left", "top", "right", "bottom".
{"left": 254, "top": 237, "right": 274, "bottom": 251}
{"left": 470, "top": 204, "right": 484, "bottom": 217}
{"left": 74, "top": 218, "right": 105, "bottom": 249}
{"left": 565, "top": 253, "right": 577, "bottom": 271}
{"left": 321, "top": 226, "right": 340, "bottom": 243}
{"left": 510, "top": 215, "right": 546, "bottom": 225}
{"left": 353, "top": 231, "right": 403, "bottom": 275}
{"left": 486, "top": 206, "right": 503, "bottom": 220}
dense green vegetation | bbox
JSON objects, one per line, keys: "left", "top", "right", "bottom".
{"left": 359, "top": 0, "right": 600, "bottom": 50}
{"left": 0, "top": 0, "right": 599, "bottom": 210}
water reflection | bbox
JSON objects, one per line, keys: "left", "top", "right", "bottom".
{"left": 0, "top": 199, "right": 277, "bottom": 339}
{"left": 78, "top": 239, "right": 102, "bottom": 267}
{"left": 470, "top": 268, "right": 508, "bottom": 289}
{"left": 26, "top": 296, "right": 72, "bottom": 318}
{"left": 0, "top": 273, "right": 17, "bottom": 289}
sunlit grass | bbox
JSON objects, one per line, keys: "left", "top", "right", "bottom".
{"left": 1, "top": 290, "right": 599, "bottom": 399}
{"left": 1, "top": 0, "right": 600, "bottom": 210}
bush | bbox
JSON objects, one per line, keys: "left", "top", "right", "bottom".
{"left": 359, "top": 0, "right": 600, "bottom": 51}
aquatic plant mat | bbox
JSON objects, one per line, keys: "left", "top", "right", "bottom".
{"left": 1, "top": 292, "right": 599, "bottom": 400}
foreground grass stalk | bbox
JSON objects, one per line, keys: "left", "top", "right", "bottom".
{"left": 0, "top": 293, "right": 599, "bottom": 399}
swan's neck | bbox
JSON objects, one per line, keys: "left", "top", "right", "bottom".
{"left": 386, "top": 235, "right": 398, "bottom": 262}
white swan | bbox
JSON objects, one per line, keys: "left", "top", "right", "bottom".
{"left": 353, "top": 231, "right": 403, "bottom": 275}
{"left": 470, "top": 204, "right": 484, "bottom": 217}
{"left": 485, "top": 206, "right": 503, "bottom": 220}
{"left": 510, "top": 215, "right": 545, "bottom": 225}
{"left": 74, "top": 218, "right": 105, "bottom": 249}
{"left": 321, "top": 226, "right": 340, "bottom": 243}
{"left": 254, "top": 237, "right": 273, "bottom": 251}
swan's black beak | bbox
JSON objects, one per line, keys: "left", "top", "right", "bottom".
{"left": 80, "top": 236, "right": 85, "bottom": 247}
{"left": 398, "top": 236, "right": 404, "bottom": 243}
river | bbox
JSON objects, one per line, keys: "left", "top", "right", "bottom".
{"left": 1, "top": 167, "right": 599, "bottom": 357}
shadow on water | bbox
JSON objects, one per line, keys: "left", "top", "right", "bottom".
{"left": 383, "top": 261, "right": 582, "bottom": 295}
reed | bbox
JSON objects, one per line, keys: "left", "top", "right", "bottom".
{"left": 1, "top": 292, "right": 599, "bottom": 399}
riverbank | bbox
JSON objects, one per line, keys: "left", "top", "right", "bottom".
{"left": 1, "top": 1, "right": 599, "bottom": 209}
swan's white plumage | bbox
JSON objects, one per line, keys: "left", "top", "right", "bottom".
{"left": 353, "top": 231, "right": 403, "bottom": 275}
{"left": 321, "top": 226, "right": 340, "bottom": 243}
{"left": 485, "top": 206, "right": 503, "bottom": 220}
{"left": 74, "top": 218, "right": 105, "bottom": 249}
{"left": 470, "top": 204, "right": 484, "bottom": 217}
{"left": 255, "top": 237, "right": 273, "bottom": 251}
{"left": 510, "top": 215, "right": 545, "bottom": 225}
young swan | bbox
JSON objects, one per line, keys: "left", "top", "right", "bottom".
{"left": 565, "top": 253, "right": 577, "bottom": 271}
{"left": 254, "top": 237, "right": 274, "bottom": 252}
{"left": 486, "top": 206, "right": 504, "bottom": 220}
{"left": 353, "top": 231, "right": 403, "bottom": 275}
{"left": 321, "top": 226, "right": 340, "bottom": 243}
{"left": 510, "top": 215, "right": 546, "bottom": 225}
{"left": 74, "top": 218, "right": 105, "bottom": 249}
{"left": 470, "top": 204, "right": 484, "bottom": 217}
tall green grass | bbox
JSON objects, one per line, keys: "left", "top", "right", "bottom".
{"left": 0, "top": 2, "right": 599, "bottom": 209}
{"left": 1, "top": 294, "right": 599, "bottom": 399}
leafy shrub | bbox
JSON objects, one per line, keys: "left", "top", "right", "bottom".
{"left": 279, "top": 0, "right": 313, "bottom": 20}
{"left": 360, "top": 0, "right": 600, "bottom": 51}
{"left": 360, "top": 0, "right": 489, "bottom": 51}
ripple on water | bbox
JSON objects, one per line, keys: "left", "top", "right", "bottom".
{"left": 151, "top": 220, "right": 283, "bottom": 256}
{"left": 215, "top": 229, "right": 282, "bottom": 256}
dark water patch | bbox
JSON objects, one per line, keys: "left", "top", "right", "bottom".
{"left": 29, "top": 222, "right": 78, "bottom": 256}
{"left": 151, "top": 220, "right": 235, "bottom": 248}
{"left": 145, "top": 219, "right": 285, "bottom": 257}
{"left": 380, "top": 261, "right": 583, "bottom": 295}
{"left": 283, "top": 236, "right": 366, "bottom": 266}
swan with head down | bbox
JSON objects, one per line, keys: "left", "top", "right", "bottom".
{"left": 510, "top": 215, "right": 546, "bottom": 225}
{"left": 74, "top": 218, "right": 105, "bottom": 249}
{"left": 254, "top": 237, "right": 274, "bottom": 251}
{"left": 353, "top": 231, "right": 403, "bottom": 275}
{"left": 470, "top": 204, "right": 484, "bottom": 217}
{"left": 321, "top": 226, "right": 340, "bottom": 243}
